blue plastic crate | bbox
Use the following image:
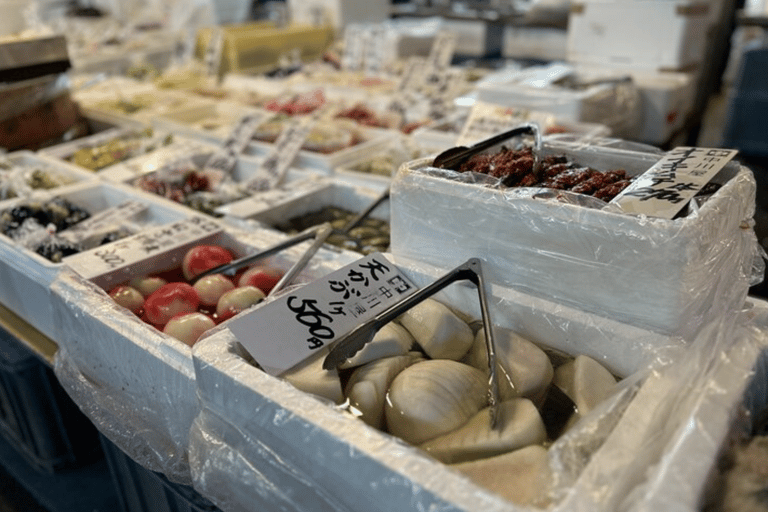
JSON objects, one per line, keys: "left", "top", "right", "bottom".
{"left": 99, "top": 434, "right": 221, "bottom": 512}
{"left": 732, "top": 46, "right": 768, "bottom": 96}
{"left": 722, "top": 91, "right": 768, "bottom": 157}
{"left": 0, "top": 323, "right": 101, "bottom": 473}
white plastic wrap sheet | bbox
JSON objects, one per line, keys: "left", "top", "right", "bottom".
{"left": 556, "top": 300, "right": 768, "bottom": 512}
{"left": 186, "top": 263, "right": 751, "bottom": 512}
{"left": 389, "top": 142, "right": 762, "bottom": 340}
{"left": 50, "top": 225, "right": 348, "bottom": 484}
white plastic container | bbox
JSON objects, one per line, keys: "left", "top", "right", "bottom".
{"left": 389, "top": 142, "right": 759, "bottom": 339}
{"left": 567, "top": 0, "right": 711, "bottom": 71}
{"left": 502, "top": 25, "right": 568, "bottom": 62}
{"left": 0, "top": 180, "right": 192, "bottom": 339}
{"left": 50, "top": 223, "right": 349, "bottom": 484}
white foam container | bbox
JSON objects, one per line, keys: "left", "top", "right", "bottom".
{"left": 151, "top": 102, "right": 268, "bottom": 145}
{"left": 389, "top": 142, "right": 759, "bottom": 339}
{"left": 39, "top": 126, "right": 176, "bottom": 175}
{"left": 502, "top": 25, "right": 568, "bottom": 62}
{"left": 50, "top": 222, "right": 352, "bottom": 484}
{"left": 0, "top": 180, "right": 193, "bottom": 340}
{"left": 566, "top": 0, "right": 712, "bottom": 71}
{"left": 186, "top": 253, "right": 702, "bottom": 512}
{"left": 0, "top": 150, "right": 98, "bottom": 196}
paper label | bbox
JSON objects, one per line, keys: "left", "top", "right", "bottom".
{"left": 427, "top": 31, "right": 456, "bottom": 72}
{"left": 59, "top": 200, "right": 149, "bottom": 244}
{"left": 203, "top": 111, "right": 272, "bottom": 176}
{"left": 397, "top": 56, "right": 425, "bottom": 92}
{"left": 341, "top": 25, "right": 366, "bottom": 72}
{"left": 456, "top": 102, "right": 551, "bottom": 146}
{"left": 609, "top": 147, "right": 738, "bottom": 218}
{"left": 245, "top": 110, "right": 321, "bottom": 192}
{"left": 204, "top": 27, "right": 224, "bottom": 78}
{"left": 229, "top": 253, "right": 417, "bottom": 376}
{"left": 216, "top": 179, "right": 328, "bottom": 219}
{"left": 363, "top": 25, "right": 386, "bottom": 75}
{"left": 64, "top": 216, "right": 223, "bottom": 287}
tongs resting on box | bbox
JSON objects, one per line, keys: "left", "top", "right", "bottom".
{"left": 432, "top": 122, "right": 542, "bottom": 177}
{"left": 323, "top": 258, "right": 503, "bottom": 429}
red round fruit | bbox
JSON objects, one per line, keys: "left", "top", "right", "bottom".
{"left": 182, "top": 245, "right": 234, "bottom": 281}
{"left": 163, "top": 312, "right": 216, "bottom": 347}
{"left": 237, "top": 266, "right": 283, "bottom": 295}
{"left": 109, "top": 285, "right": 144, "bottom": 314}
{"left": 144, "top": 282, "right": 200, "bottom": 326}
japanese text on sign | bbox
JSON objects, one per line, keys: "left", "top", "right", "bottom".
{"left": 610, "top": 147, "right": 738, "bottom": 218}
{"left": 227, "top": 253, "right": 417, "bottom": 376}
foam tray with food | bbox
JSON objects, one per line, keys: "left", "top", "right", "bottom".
{"left": 50, "top": 222, "right": 350, "bottom": 484}
{"left": 0, "top": 151, "right": 97, "bottom": 201}
{"left": 239, "top": 179, "right": 391, "bottom": 256}
{"left": 151, "top": 102, "right": 267, "bottom": 145}
{"left": 40, "top": 127, "right": 176, "bottom": 174}
{"left": 389, "top": 140, "right": 760, "bottom": 339}
{"left": 0, "top": 180, "right": 193, "bottom": 340}
{"left": 101, "top": 137, "right": 325, "bottom": 217}
{"left": 186, "top": 254, "right": 719, "bottom": 512}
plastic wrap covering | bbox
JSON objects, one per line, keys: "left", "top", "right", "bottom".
{"left": 389, "top": 141, "right": 762, "bottom": 341}
{"left": 473, "top": 64, "right": 644, "bottom": 139}
{"left": 50, "top": 224, "right": 347, "bottom": 484}
{"left": 554, "top": 300, "right": 768, "bottom": 511}
{"left": 187, "top": 260, "right": 748, "bottom": 512}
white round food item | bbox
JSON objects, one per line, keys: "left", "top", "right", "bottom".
{"left": 466, "top": 328, "right": 553, "bottom": 406}
{"left": 398, "top": 299, "right": 474, "bottom": 360}
{"left": 450, "top": 445, "right": 552, "bottom": 507}
{"left": 193, "top": 274, "right": 235, "bottom": 306}
{"left": 345, "top": 352, "right": 424, "bottom": 429}
{"left": 129, "top": 276, "right": 167, "bottom": 297}
{"left": 385, "top": 359, "right": 488, "bottom": 445}
{"left": 553, "top": 355, "right": 617, "bottom": 417}
{"left": 420, "top": 399, "right": 546, "bottom": 464}
{"left": 283, "top": 350, "right": 344, "bottom": 404}
{"left": 216, "top": 286, "right": 266, "bottom": 319}
{"left": 163, "top": 312, "right": 216, "bottom": 347}
{"left": 339, "top": 322, "right": 415, "bottom": 369}
{"left": 109, "top": 285, "right": 144, "bottom": 314}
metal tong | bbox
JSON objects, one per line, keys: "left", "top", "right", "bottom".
{"left": 192, "top": 187, "right": 391, "bottom": 295}
{"left": 432, "top": 122, "right": 542, "bottom": 177}
{"left": 323, "top": 258, "right": 503, "bottom": 430}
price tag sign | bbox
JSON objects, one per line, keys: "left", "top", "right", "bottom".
{"left": 202, "top": 111, "right": 271, "bottom": 178}
{"left": 64, "top": 216, "right": 223, "bottom": 289}
{"left": 228, "top": 253, "right": 417, "bottom": 376}
{"left": 59, "top": 200, "right": 149, "bottom": 245}
{"left": 363, "top": 25, "right": 386, "bottom": 75}
{"left": 426, "top": 31, "right": 456, "bottom": 73}
{"left": 244, "top": 109, "right": 322, "bottom": 192}
{"left": 216, "top": 179, "right": 329, "bottom": 218}
{"left": 456, "top": 102, "right": 548, "bottom": 146}
{"left": 609, "top": 147, "right": 738, "bottom": 218}
{"left": 341, "top": 25, "right": 366, "bottom": 72}
{"left": 204, "top": 27, "right": 224, "bottom": 78}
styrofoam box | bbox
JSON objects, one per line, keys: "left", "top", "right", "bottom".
{"left": 579, "top": 65, "right": 696, "bottom": 145}
{"left": 473, "top": 71, "right": 641, "bottom": 139}
{"left": 567, "top": 1, "right": 712, "bottom": 71}
{"left": 389, "top": 143, "right": 758, "bottom": 338}
{"left": 0, "top": 180, "right": 194, "bottom": 340}
{"left": 151, "top": 102, "right": 267, "bottom": 146}
{"left": 245, "top": 126, "right": 396, "bottom": 173}
{"left": 39, "top": 126, "right": 176, "bottom": 175}
{"left": 186, "top": 256, "right": 690, "bottom": 512}
{"left": 502, "top": 25, "right": 568, "bottom": 62}
{"left": 50, "top": 223, "right": 351, "bottom": 484}
{"left": 0, "top": 150, "right": 98, "bottom": 195}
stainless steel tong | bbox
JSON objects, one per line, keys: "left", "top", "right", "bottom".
{"left": 323, "top": 258, "right": 502, "bottom": 429}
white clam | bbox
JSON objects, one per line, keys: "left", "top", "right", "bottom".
{"left": 398, "top": 299, "right": 474, "bottom": 360}
{"left": 345, "top": 352, "right": 424, "bottom": 429}
{"left": 553, "top": 355, "right": 617, "bottom": 418}
{"left": 465, "top": 328, "right": 554, "bottom": 405}
{"left": 339, "top": 322, "right": 415, "bottom": 369}
{"left": 450, "top": 445, "right": 552, "bottom": 507}
{"left": 283, "top": 350, "right": 344, "bottom": 404}
{"left": 385, "top": 359, "right": 488, "bottom": 445}
{"left": 420, "top": 398, "right": 546, "bottom": 464}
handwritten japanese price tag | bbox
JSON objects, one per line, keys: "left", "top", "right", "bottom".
{"left": 203, "top": 111, "right": 272, "bottom": 177}
{"left": 244, "top": 110, "right": 321, "bottom": 192}
{"left": 456, "top": 102, "right": 548, "bottom": 146}
{"left": 341, "top": 25, "right": 366, "bottom": 72}
{"left": 609, "top": 147, "right": 738, "bottom": 218}
{"left": 204, "top": 27, "right": 224, "bottom": 78}
{"left": 228, "top": 253, "right": 417, "bottom": 376}
{"left": 64, "top": 216, "right": 223, "bottom": 288}
{"left": 59, "top": 200, "right": 148, "bottom": 245}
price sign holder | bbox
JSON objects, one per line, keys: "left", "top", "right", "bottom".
{"left": 609, "top": 147, "right": 739, "bottom": 218}
{"left": 227, "top": 253, "right": 417, "bottom": 376}
{"left": 58, "top": 200, "right": 149, "bottom": 246}
{"left": 202, "top": 110, "right": 272, "bottom": 179}
{"left": 64, "top": 216, "right": 223, "bottom": 289}
{"left": 204, "top": 27, "right": 225, "bottom": 80}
